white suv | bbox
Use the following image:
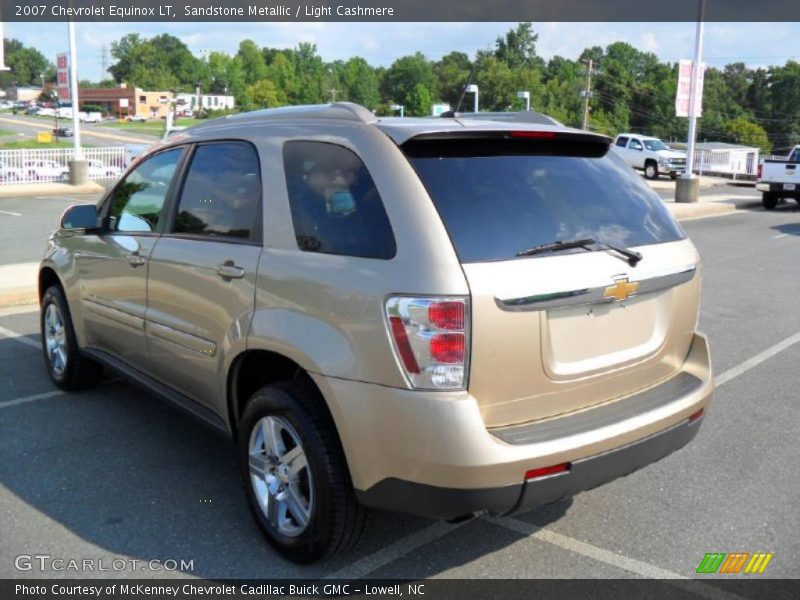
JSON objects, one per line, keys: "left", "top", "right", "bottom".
{"left": 611, "top": 134, "right": 687, "bottom": 180}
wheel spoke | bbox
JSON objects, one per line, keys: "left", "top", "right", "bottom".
{"left": 281, "top": 445, "right": 307, "bottom": 476}
{"left": 248, "top": 451, "right": 270, "bottom": 478}
{"left": 284, "top": 483, "right": 311, "bottom": 527}
{"left": 266, "top": 491, "right": 280, "bottom": 526}
{"left": 262, "top": 418, "right": 284, "bottom": 458}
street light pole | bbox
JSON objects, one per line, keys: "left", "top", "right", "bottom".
{"left": 466, "top": 84, "right": 479, "bottom": 113}
{"left": 68, "top": 19, "right": 86, "bottom": 183}
{"left": 581, "top": 59, "right": 593, "bottom": 130}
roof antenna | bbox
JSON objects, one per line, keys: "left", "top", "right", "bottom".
{"left": 443, "top": 60, "right": 478, "bottom": 118}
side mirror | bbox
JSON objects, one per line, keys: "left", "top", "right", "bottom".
{"left": 61, "top": 204, "right": 99, "bottom": 230}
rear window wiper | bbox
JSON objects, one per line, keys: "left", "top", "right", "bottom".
{"left": 516, "top": 238, "right": 643, "bottom": 267}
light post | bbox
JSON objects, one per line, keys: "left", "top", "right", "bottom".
{"left": 466, "top": 84, "right": 479, "bottom": 113}
{"left": 676, "top": 0, "right": 706, "bottom": 203}
{"left": 195, "top": 81, "right": 202, "bottom": 115}
{"left": 517, "top": 90, "right": 530, "bottom": 112}
{"left": 390, "top": 104, "right": 404, "bottom": 118}
{"left": 53, "top": 90, "right": 59, "bottom": 142}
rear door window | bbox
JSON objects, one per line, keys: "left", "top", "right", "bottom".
{"left": 405, "top": 137, "right": 685, "bottom": 263}
{"left": 615, "top": 136, "right": 629, "bottom": 147}
{"left": 282, "top": 141, "right": 396, "bottom": 259}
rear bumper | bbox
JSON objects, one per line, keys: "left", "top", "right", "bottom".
{"left": 757, "top": 182, "right": 799, "bottom": 195}
{"left": 357, "top": 413, "right": 703, "bottom": 519}
{"left": 312, "top": 332, "right": 713, "bottom": 519}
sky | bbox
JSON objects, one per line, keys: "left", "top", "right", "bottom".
{"left": 5, "top": 21, "right": 800, "bottom": 82}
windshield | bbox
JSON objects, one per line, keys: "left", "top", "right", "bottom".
{"left": 406, "top": 142, "right": 685, "bottom": 263}
{"left": 643, "top": 139, "right": 671, "bottom": 151}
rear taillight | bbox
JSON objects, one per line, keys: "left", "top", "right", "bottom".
{"left": 385, "top": 297, "right": 470, "bottom": 390}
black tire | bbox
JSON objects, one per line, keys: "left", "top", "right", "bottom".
{"left": 669, "top": 172, "right": 678, "bottom": 180}
{"left": 40, "top": 285, "right": 103, "bottom": 390}
{"left": 238, "top": 380, "right": 365, "bottom": 563}
{"left": 762, "top": 192, "right": 778, "bottom": 210}
{"left": 644, "top": 160, "right": 659, "bottom": 180}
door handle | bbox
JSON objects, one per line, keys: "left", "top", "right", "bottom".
{"left": 216, "top": 261, "right": 245, "bottom": 280}
{"left": 126, "top": 254, "right": 146, "bottom": 267}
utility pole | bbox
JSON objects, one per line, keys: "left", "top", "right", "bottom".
{"left": 329, "top": 88, "right": 339, "bottom": 102}
{"left": 100, "top": 45, "right": 108, "bottom": 78}
{"left": 68, "top": 19, "right": 86, "bottom": 184}
{"left": 581, "top": 58, "right": 593, "bottom": 130}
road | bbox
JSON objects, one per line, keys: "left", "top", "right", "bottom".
{"left": 0, "top": 113, "right": 158, "bottom": 146}
{"left": 0, "top": 188, "right": 798, "bottom": 586}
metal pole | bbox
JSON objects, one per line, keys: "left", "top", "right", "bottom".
{"left": 526, "top": 96, "right": 531, "bottom": 112}
{"left": 683, "top": 0, "right": 706, "bottom": 180}
{"left": 582, "top": 59, "right": 593, "bottom": 130}
{"left": 68, "top": 20, "right": 82, "bottom": 159}
{"left": 473, "top": 90, "right": 478, "bottom": 113}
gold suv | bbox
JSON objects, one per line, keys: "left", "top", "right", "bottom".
{"left": 39, "top": 103, "right": 713, "bottom": 563}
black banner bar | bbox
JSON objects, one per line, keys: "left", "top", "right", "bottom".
{"left": 3, "top": 0, "right": 800, "bottom": 22}
{"left": 2, "top": 579, "right": 799, "bottom": 600}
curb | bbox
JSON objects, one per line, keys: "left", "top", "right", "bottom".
{"left": 667, "top": 202, "right": 736, "bottom": 221}
{"left": 0, "top": 182, "right": 105, "bottom": 197}
{"left": 0, "top": 288, "right": 38, "bottom": 308}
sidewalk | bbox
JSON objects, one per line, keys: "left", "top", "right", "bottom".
{"left": 646, "top": 175, "right": 730, "bottom": 191}
{"left": 0, "top": 181, "right": 105, "bottom": 198}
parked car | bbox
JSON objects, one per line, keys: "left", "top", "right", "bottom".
{"left": 0, "top": 161, "right": 24, "bottom": 182}
{"left": 86, "top": 159, "right": 121, "bottom": 179}
{"left": 756, "top": 145, "right": 800, "bottom": 209}
{"left": 611, "top": 133, "right": 688, "bottom": 180}
{"left": 126, "top": 114, "right": 148, "bottom": 123}
{"left": 24, "top": 160, "right": 69, "bottom": 180}
{"left": 40, "top": 103, "right": 713, "bottom": 563}
{"left": 79, "top": 112, "right": 103, "bottom": 123}
{"left": 53, "top": 126, "right": 74, "bottom": 137}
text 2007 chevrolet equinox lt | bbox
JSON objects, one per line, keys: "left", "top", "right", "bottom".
{"left": 39, "top": 103, "right": 713, "bottom": 563}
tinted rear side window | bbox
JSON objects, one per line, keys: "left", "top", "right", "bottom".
{"left": 173, "top": 142, "right": 261, "bottom": 240}
{"left": 615, "top": 136, "right": 629, "bottom": 147}
{"left": 282, "top": 141, "right": 396, "bottom": 259}
{"left": 406, "top": 139, "right": 685, "bottom": 263}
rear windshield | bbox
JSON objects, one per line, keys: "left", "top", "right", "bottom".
{"left": 405, "top": 138, "right": 685, "bottom": 263}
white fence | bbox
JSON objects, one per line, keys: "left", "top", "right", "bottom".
{"left": 691, "top": 148, "right": 759, "bottom": 179}
{"left": 0, "top": 147, "right": 126, "bottom": 185}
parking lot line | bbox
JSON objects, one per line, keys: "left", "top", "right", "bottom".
{"left": 492, "top": 518, "right": 747, "bottom": 600}
{"left": 324, "top": 520, "right": 469, "bottom": 580}
{"left": 0, "top": 325, "right": 40, "bottom": 350}
{"left": 0, "top": 389, "right": 64, "bottom": 410}
{"left": 715, "top": 329, "right": 800, "bottom": 387}
{"left": 0, "top": 209, "right": 21, "bottom": 216}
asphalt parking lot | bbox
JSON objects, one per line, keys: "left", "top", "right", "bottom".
{"left": 0, "top": 195, "right": 798, "bottom": 587}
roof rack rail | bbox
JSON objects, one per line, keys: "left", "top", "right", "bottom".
{"left": 221, "top": 102, "right": 377, "bottom": 125}
{"left": 440, "top": 110, "right": 562, "bottom": 127}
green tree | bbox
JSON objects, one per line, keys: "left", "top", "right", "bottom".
{"left": 382, "top": 52, "right": 437, "bottom": 110}
{"left": 237, "top": 40, "right": 268, "bottom": 85}
{"left": 494, "top": 22, "right": 544, "bottom": 70}
{"left": 244, "top": 79, "right": 281, "bottom": 108}
{"left": 1, "top": 39, "right": 52, "bottom": 88}
{"left": 406, "top": 83, "right": 433, "bottom": 116}
{"left": 722, "top": 117, "right": 771, "bottom": 153}
{"left": 435, "top": 51, "right": 473, "bottom": 108}
{"left": 340, "top": 57, "right": 380, "bottom": 108}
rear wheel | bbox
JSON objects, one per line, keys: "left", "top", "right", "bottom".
{"left": 40, "top": 285, "right": 102, "bottom": 390}
{"left": 669, "top": 172, "right": 678, "bottom": 180}
{"left": 644, "top": 161, "right": 659, "bottom": 180}
{"left": 762, "top": 192, "right": 779, "bottom": 210}
{"left": 239, "top": 380, "right": 365, "bottom": 563}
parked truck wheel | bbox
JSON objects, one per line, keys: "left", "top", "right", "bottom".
{"left": 762, "top": 192, "right": 778, "bottom": 210}
{"left": 644, "top": 161, "right": 659, "bottom": 180}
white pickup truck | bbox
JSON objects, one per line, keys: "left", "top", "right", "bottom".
{"left": 611, "top": 133, "right": 688, "bottom": 180}
{"left": 757, "top": 145, "right": 800, "bottom": 209}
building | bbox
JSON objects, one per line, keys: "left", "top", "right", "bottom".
{"left": 673, "top": 141, "right": 760, "bottom": 179}
{"left": 78, "top": 84, "right": 173, "bottom": 118}
{"left": 175, "top": 92, "right": 235, "bottom": 113}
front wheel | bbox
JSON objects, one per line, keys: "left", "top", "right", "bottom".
{"left": 762, "top": 192, "right": 778, "bottom": 210}
{"left": 644, "top": 161, "right": 659, "bottom": 180}
{"left": 40, "top": 286, "right": 102, "bottom": 390}
{"left": 670, "top": 172, "right": 678, "bottom": 180}
{"left": 239, "top": 380, "right": 365, "bottom": 563}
